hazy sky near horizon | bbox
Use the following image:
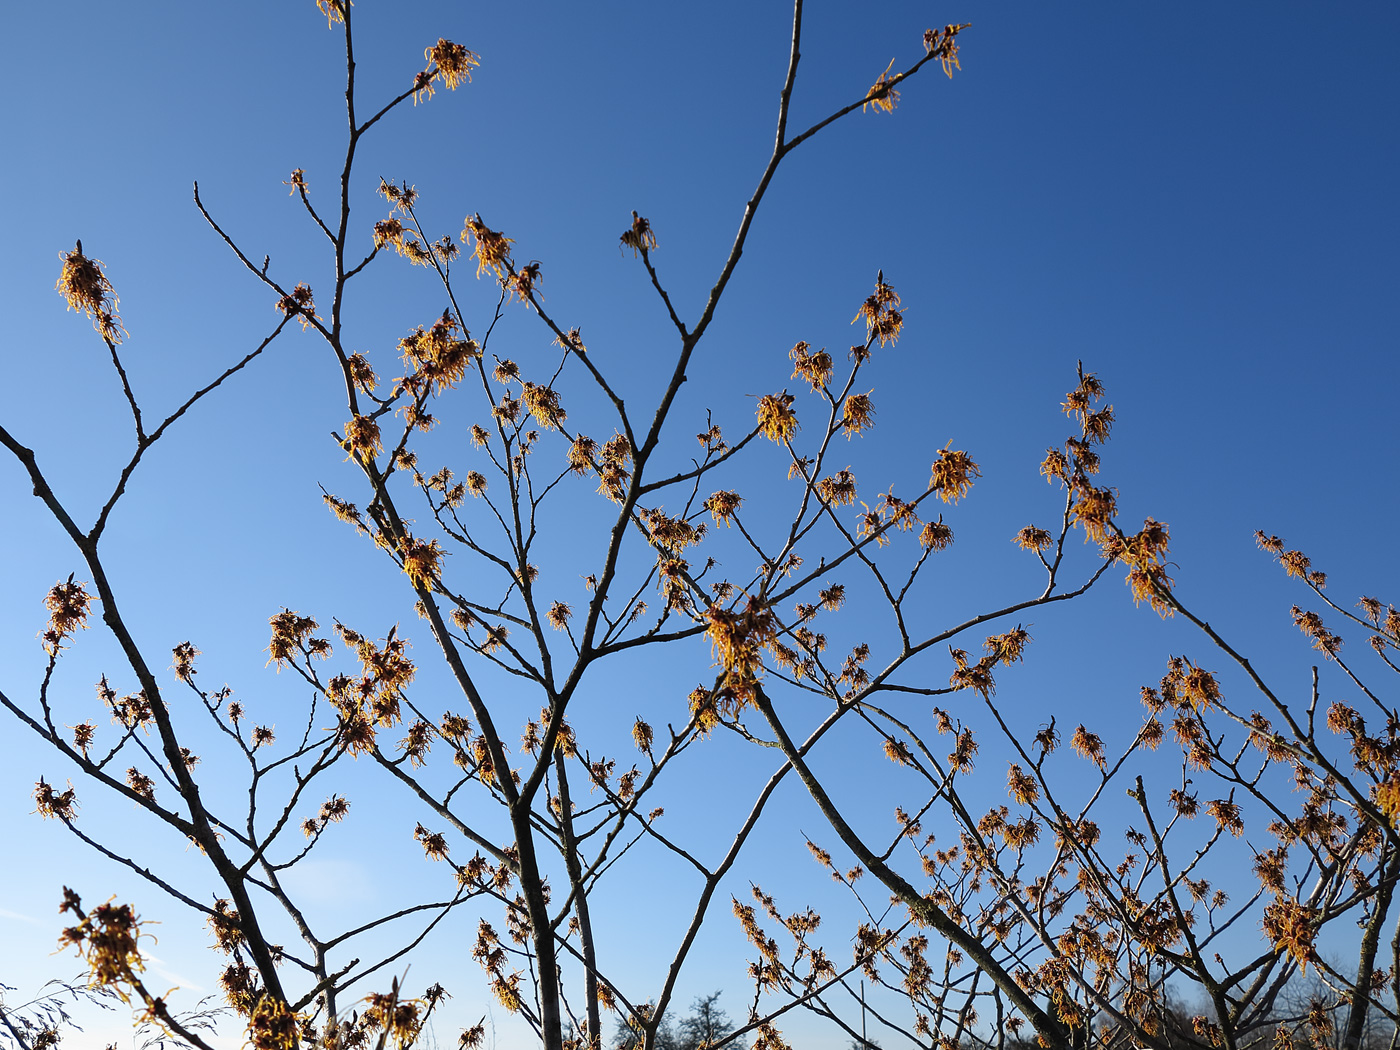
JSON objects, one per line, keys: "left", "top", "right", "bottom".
{"left": 1, "top": 2, "right": 1397, "bottom": 1047}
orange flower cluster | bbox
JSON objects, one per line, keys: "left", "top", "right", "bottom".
{"left": 705, "top": 490, "right": 743, "bottom": 526}
{"left": 1262, "top": 899, "right": 1319, "bottom": 972}
{"left": 265, "top": 609, "right": 322, "bottom": 667}
{"left": 520, "top": 381, "right": 566, "bottom": 430}
{"left": 919, "top": 516, "right": 954, "bottom": 550}
{"left": 462, "top": 214, "right": 514, "bottom": 278}
{"left": 641, "top": 506, "right": 703, "bottom": 553}
{"left": 377, "top": 177, "right": 419, "bottom": 215}
{"left": 593, "top": 433, "right": 632, "bottom": 502}
{"left": 1104, "top": 518, "right": 1174, "bottom": 616}
{"left": 619, "top": 211, "right": 657, "bottom": 256}
{"left": 323, "top": 625, "right": 417, "bottom": 754}
{"left": 923, "top": 23, "right": 971, "bottom": 78}
{"left": 315, "top": 0, "right": 347, "bottom": 29}
{"left": 757, "top": 392, "right": 799, "bottom": 443}
{"left": 372, "top": 211, "right": 431, "bottom": 265}
{"left": 705, "top": 597, "right": 777, "bottom": 712}
{"left": 400, "top": 535, "right": 444, "bottom": 590}
{"left": 56, "top": 891, "right": 147, "bottom": 1000}
{"left": 864, "top": 59, "right": 901, "bottom": 114}
{"left": 818, "top": 468, "right": 858, "bottom": 506}
{"left": 414, "top": 38, "right": 479, "bottom": 103}
{"left": 34, "top": 777, "right": 77, "bottom": 820}
{"left": 426, "top": 38, "right": 479, "bottom": 90}
{"left": 274, "top": 283, "right": 318, "bottom": 329}
{"left": 171, "top": 640, "right": 199, "bottom": 681}
{"left": 929, "top": 445, "right": 980, "bottom": 503}
{"left": 853, "top": 271, "right": 903, "bottom": 346}
{"left": 842, "top": 392, "right": 876, "bottom": 437}
{"left": 789, "top": 341, "right": 833, "bottom": 390}
{"left": 399, "top": 311, "right": 480, "bottom": 395}
{"left": 41, "top": 577, "right": 93, "bottom": 655}
{"left": 55, "top": 245, "right": 126, "bottom": 343}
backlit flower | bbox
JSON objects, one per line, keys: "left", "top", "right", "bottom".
{"left": 620, "top": 211, "right": 657, "bottom": 256}
{"left": 1014, "top": 525, "right": 1052, "bottom": 552}
{"left": 426, "top": 38, "right": 479, "bottom": 91}
{"left": 55, "top": 244, "right": 125, "bottom": 343}
{"left": 929, "top": 446, "right": 980, "bottom": 502}
{"left": 923, "top": 23, "right": 970, "bottom": 78}
{"left": 789, "top": 341, "right": 833, "bottom": 390}
{"left": 316, "top": 0, "right": 348, "bottom": 28}
{"left": 864, "top": 59, "right": 900, "bottom": 114}
{"left": 756, "top": 393, "right": 798, "bottom": 442}
{"left": 842, "top": 392, "right": 875, "bottom": 437}
{"left": 342, "top": 415, "right": 382, "bottom": 460}
{"left": 462, "top": 214, "right": 514, "bottom": 277}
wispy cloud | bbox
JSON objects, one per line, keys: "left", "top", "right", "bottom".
{"left": 143, "top": 952, "right": 206, "bottom": 993}
{"left": 278, "top": 858, "right": 374, "bottom": 907}
{"left": 0, "top": 908, "right": 41, "bottom": 924}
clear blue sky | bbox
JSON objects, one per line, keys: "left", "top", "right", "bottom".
{"left": 1, "top": 2, "right": 1397, "bottom": 1047}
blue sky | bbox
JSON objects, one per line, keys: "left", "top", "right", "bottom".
{"left": 1, "top": 2, "right": 1397, "bottom": 1047}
